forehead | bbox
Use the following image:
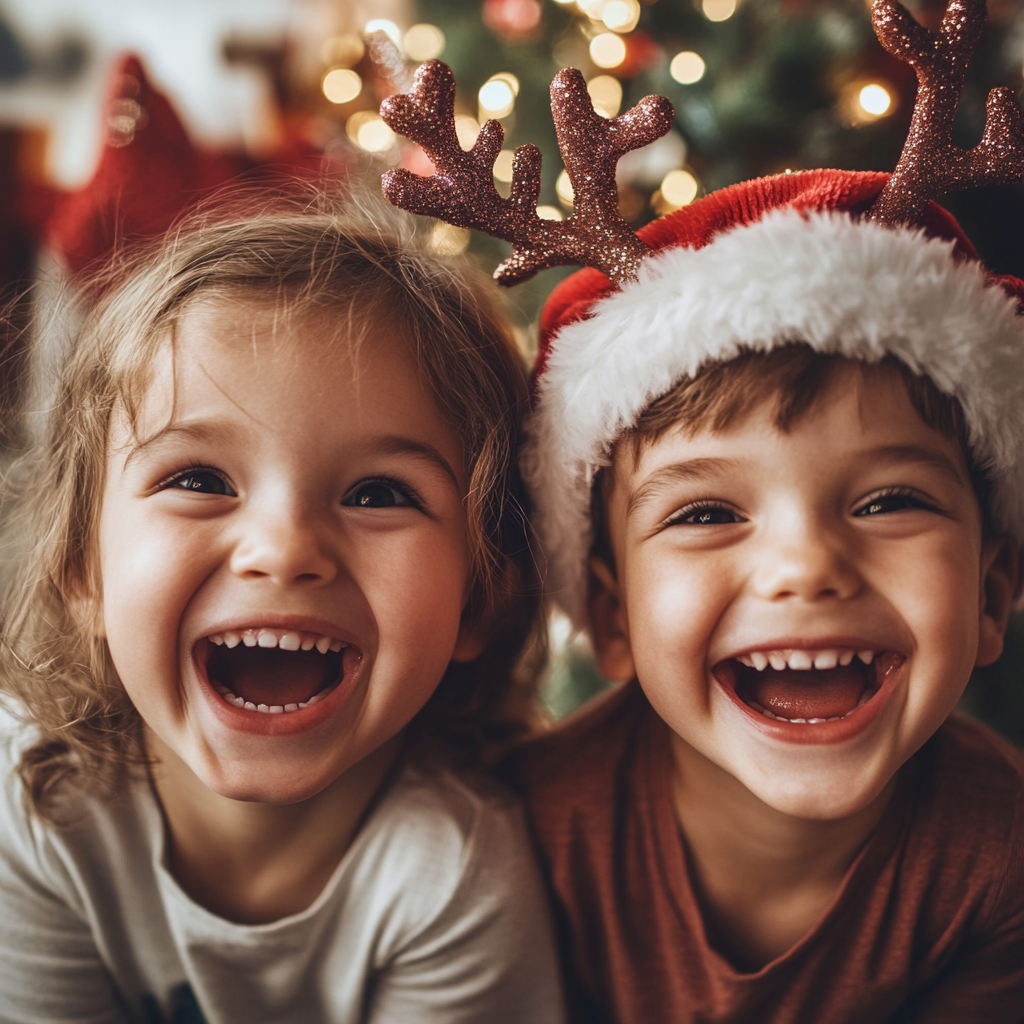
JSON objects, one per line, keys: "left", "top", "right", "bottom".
{"left": 115, "top": 296, "right": 458, "bottom": 459}
{"left": 621, "top": 361, "right": 969, "bottom": 479}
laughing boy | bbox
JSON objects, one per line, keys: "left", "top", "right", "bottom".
{"left": 379, "top": 1, "right": 1024, "bottom": 1018}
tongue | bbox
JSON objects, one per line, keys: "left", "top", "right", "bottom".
{"left": 213, "top": 647, "right": 336, "bottom": 706}
{"left": 750, "top": 665, "right": 868, "bottom": 719}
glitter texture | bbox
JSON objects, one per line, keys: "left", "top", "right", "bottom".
{"left": 379, "top": 60, "right": 674, "bottom": 285}
{"left": 869, "top": 0, "right": 1024, "bottom": 224}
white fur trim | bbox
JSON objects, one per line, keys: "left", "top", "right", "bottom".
{"left": 522, "top": 209, "right": 1024, "bottom": 626}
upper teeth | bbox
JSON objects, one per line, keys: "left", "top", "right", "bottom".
{"left": 736, "top": 648, "right": 877, "bottom": 671}
{"left": 207, "top": 629, "right": 345, "bottom": 654}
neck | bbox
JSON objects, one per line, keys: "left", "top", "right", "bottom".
{"left": 670, "top": 734, "right": 895, "bottom": 970}
{"left": 148, "top": 728, "right": 401, "bottom": 924}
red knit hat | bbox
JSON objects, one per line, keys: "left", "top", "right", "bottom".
{"left": 522, "top": 170, "right": 1024, "bottom": 622}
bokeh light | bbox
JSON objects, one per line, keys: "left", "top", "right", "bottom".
{"left": 322, "top": 69, "right": 362, "bottom": 105}
{"left": 320, "top": 34, "right": 365, "bottom": 69}
{"left": 403, "top": 24, "right": 446, "bottom": 62}
{"left": 479, "top": 78, "right": 516, "bottom": 118}
{"left": 858, "top": 83, "right": 891, "bottom": 116}
{"left": 493, "top": 150, "right": 516, "bottom": 183}
{"left": 537, "top": 205, "right": 564, "bottom": 221}
{"left": 364, "top": 19, "right": 402, "bottom": 47}
{"left": 588, "top": 75, "right": 623, "bottom": 118}
{"left": 590, "top": 33, "right": 627, "bottom": 69}
{"left": 602, "top": 0, "right": 641, "bottom": 33}
{"left": 429, "top": 223, "right": 470, "bottom": 254}
{"left": 556, "top": 168, "right": 575, "bottom": 206}
{"left": 455, "top": 114, "right": 481, "bottom": 150}
{"left": 346, "top": 111, "right": 396, "bottom": 152}
{"left": 670, "top": 51, "right": 706, "bottom": 85}
{"left": 703, "top": 0, "right": 737, "bottom": 22}
{"left": 660, "top": 169, "right": 699, "bottom": 208}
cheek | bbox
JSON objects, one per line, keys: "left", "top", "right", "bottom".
{"left": 349, "top": 527, "right": 471, "bottom": 668}
{"left": 626, "top": 548, "right": 728, "bottom": 677}
{"left": 99, "top": 514, "right": 212, "bottom": 663}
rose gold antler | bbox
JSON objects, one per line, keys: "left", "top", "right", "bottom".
{"left": 869, "top": 0, "right": 1024, "bottom": 224}
{"left": 380, "top": 60, "right": 674, "bottom": 286}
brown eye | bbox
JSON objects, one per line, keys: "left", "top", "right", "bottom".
{"left": 343, "top": 480, "right": 417, "bottom": 509}
{"left": 855, "top": 491, "right": 932, "bottom": 516}
{"left": 167, "top": 469, "right": 235, "bottom": 496}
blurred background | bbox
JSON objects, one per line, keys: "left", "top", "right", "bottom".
{"left": 1, "top": 0, "right": 1022, "bottom": 742}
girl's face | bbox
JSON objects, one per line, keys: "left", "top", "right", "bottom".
{"left": 97, "top": 299, "right": 479, "bottom": 803}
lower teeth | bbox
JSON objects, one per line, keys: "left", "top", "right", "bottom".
{"left": 217, "top": 685, "right": 335, "bottom": 713}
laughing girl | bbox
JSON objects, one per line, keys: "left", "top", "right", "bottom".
{"left": 0, "top": 200, "right": 564, "bottom": 1023}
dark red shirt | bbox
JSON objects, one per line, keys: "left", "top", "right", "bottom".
{"left": 503, "top": 682, "right": 1024, "bottom": 1024}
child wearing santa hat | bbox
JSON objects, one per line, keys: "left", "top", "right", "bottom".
{"left": 382, "top": 1, "right": 1024, "bottom": 1020}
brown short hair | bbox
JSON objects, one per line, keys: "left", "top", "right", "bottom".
{"left": 1, "top": 191, "right": 543, "bottom": 820}
{"left": 592, "top": 345, "right": 991, "bottom": 569}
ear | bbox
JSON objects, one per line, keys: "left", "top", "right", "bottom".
{"left": 975, "top": 535, "right": 1019, "bottom": 668}
{"left": 587, "top": 556, "right": 636, "bottom": 683}
{"left": 451, "top": 604, "right": 490, "bottom": 663}
{"left": 66, "top": 571, "right": 106, "bottom": 640}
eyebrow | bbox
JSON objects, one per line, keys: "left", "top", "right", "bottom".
{"left": 625, "top": 443, "right": 968, "bottom": 520}
{"left": 121, "top": 422, "right": 230, "bottom": 470}
{"left": 865, "top": 444, "right": 968, "bottom": 485}
{"left": 371, "top": 435, "right": 462, "bottom": 492}
{"left": 122, "top": 427, "right": 462, "bottom": 492}
{"left": 627, "top": 457, "right": 736, "bottom": 519}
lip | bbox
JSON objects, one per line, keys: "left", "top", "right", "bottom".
{"left": 712, "top": 636, "right": 907, "bottom": 746}
{"left": 188, "top": 615, "right": 368, "bottom": 736}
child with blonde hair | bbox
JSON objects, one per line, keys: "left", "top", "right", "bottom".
{"left": 0, "top": 196, "right": 565, "bottom": 1023}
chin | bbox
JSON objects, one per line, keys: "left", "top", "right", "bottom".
{"left": 197, "top": 756, "right": 345, "bottom": 805}
{"left": 745, "top": 766, "right": 892, "bottom": 821}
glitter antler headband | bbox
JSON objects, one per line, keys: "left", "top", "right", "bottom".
{"left": 381, "top": 0, "right": 1023, "bottom": 282}
{"left": 868, "top": 0, "right": 1024, "bottom": 224}
{"left": 379, "top": 60, "right": 674, "bottom": 285}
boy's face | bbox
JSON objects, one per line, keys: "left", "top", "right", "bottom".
{"left": 591, "top": 362, "right": 1016, "bottom": 820}
{"left": 97, "top": 299, "right": 480, "bottom": 804}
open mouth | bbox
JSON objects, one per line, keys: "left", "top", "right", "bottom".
{"left": 200, "top": 628, "right": 352, "bottom": 714}
{"left": 714, "top": 647, "right": 903, "bottom": 725}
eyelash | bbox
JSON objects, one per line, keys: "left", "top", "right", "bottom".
{"left": 663, "top": 499, "right": 744, "bottom": 527}
{"left": 853, "top": 487, "right": 939, "bottom": 517}
{"left": 157, "top": 464, "right": 235, "bottom": 495}
{"left": 341, "top": 477, "right": 424, "bottom": 510}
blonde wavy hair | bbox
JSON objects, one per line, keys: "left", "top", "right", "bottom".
{"left": 1, "top": 191, "right": 544, "bottom": 821}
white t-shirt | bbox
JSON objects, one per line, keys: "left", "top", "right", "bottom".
{"left": 0, "top": 722, "right": 566, "bottom": 1024}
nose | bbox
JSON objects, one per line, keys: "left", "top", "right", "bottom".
{"left": 229, "top": 498, "right": 338, "bottom": 587}
{"left": 751, "top": 510, "right": 861, "bottom": 603}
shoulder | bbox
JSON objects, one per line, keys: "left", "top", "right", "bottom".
{"left": 909, "top": 714, "right": 1024, "bottom": 916}
{"left": 354, "top": 764, "right": 539, "bottom": 925}
{"left": 922, "top": 714, "right": 1024, "bottom": 822}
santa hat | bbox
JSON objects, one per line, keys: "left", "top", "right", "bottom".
{"left": 525, "top": 170, "right": 1024, "bottom": 623}
{"left": 379, "top": 1, "right": 1024, "bottom": 624}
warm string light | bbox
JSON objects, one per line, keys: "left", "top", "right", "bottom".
{"left": 590, "top": 32, "right": 627, "bottom": 68}
{"left": 703, "top": 0, "right": 736, "bottom": 22}
{"left": 346, "top": 111, "right": 396, "bottom": 152}
{"left": 403, "top": 24, "right": 446, "bottom": 61}
{"left": 322, "top": 68, "right": 362, "bottom": 105}
{"left": 670, "top": 51, "right": 705, "bottom": 85}
{"left": 364, "top": 19, "right": 402, "bottom": 47}
{"left": 602, "top": 0, "right": 641, "bottom": 33}
{"left": 587, "top": 75, "right": 622, "bottom": 118}
{"left": 859, "top": 83, "right": 891, "bottom": 116}
{"left": 479, "top": 73, "right": 520, "bottom": 120}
